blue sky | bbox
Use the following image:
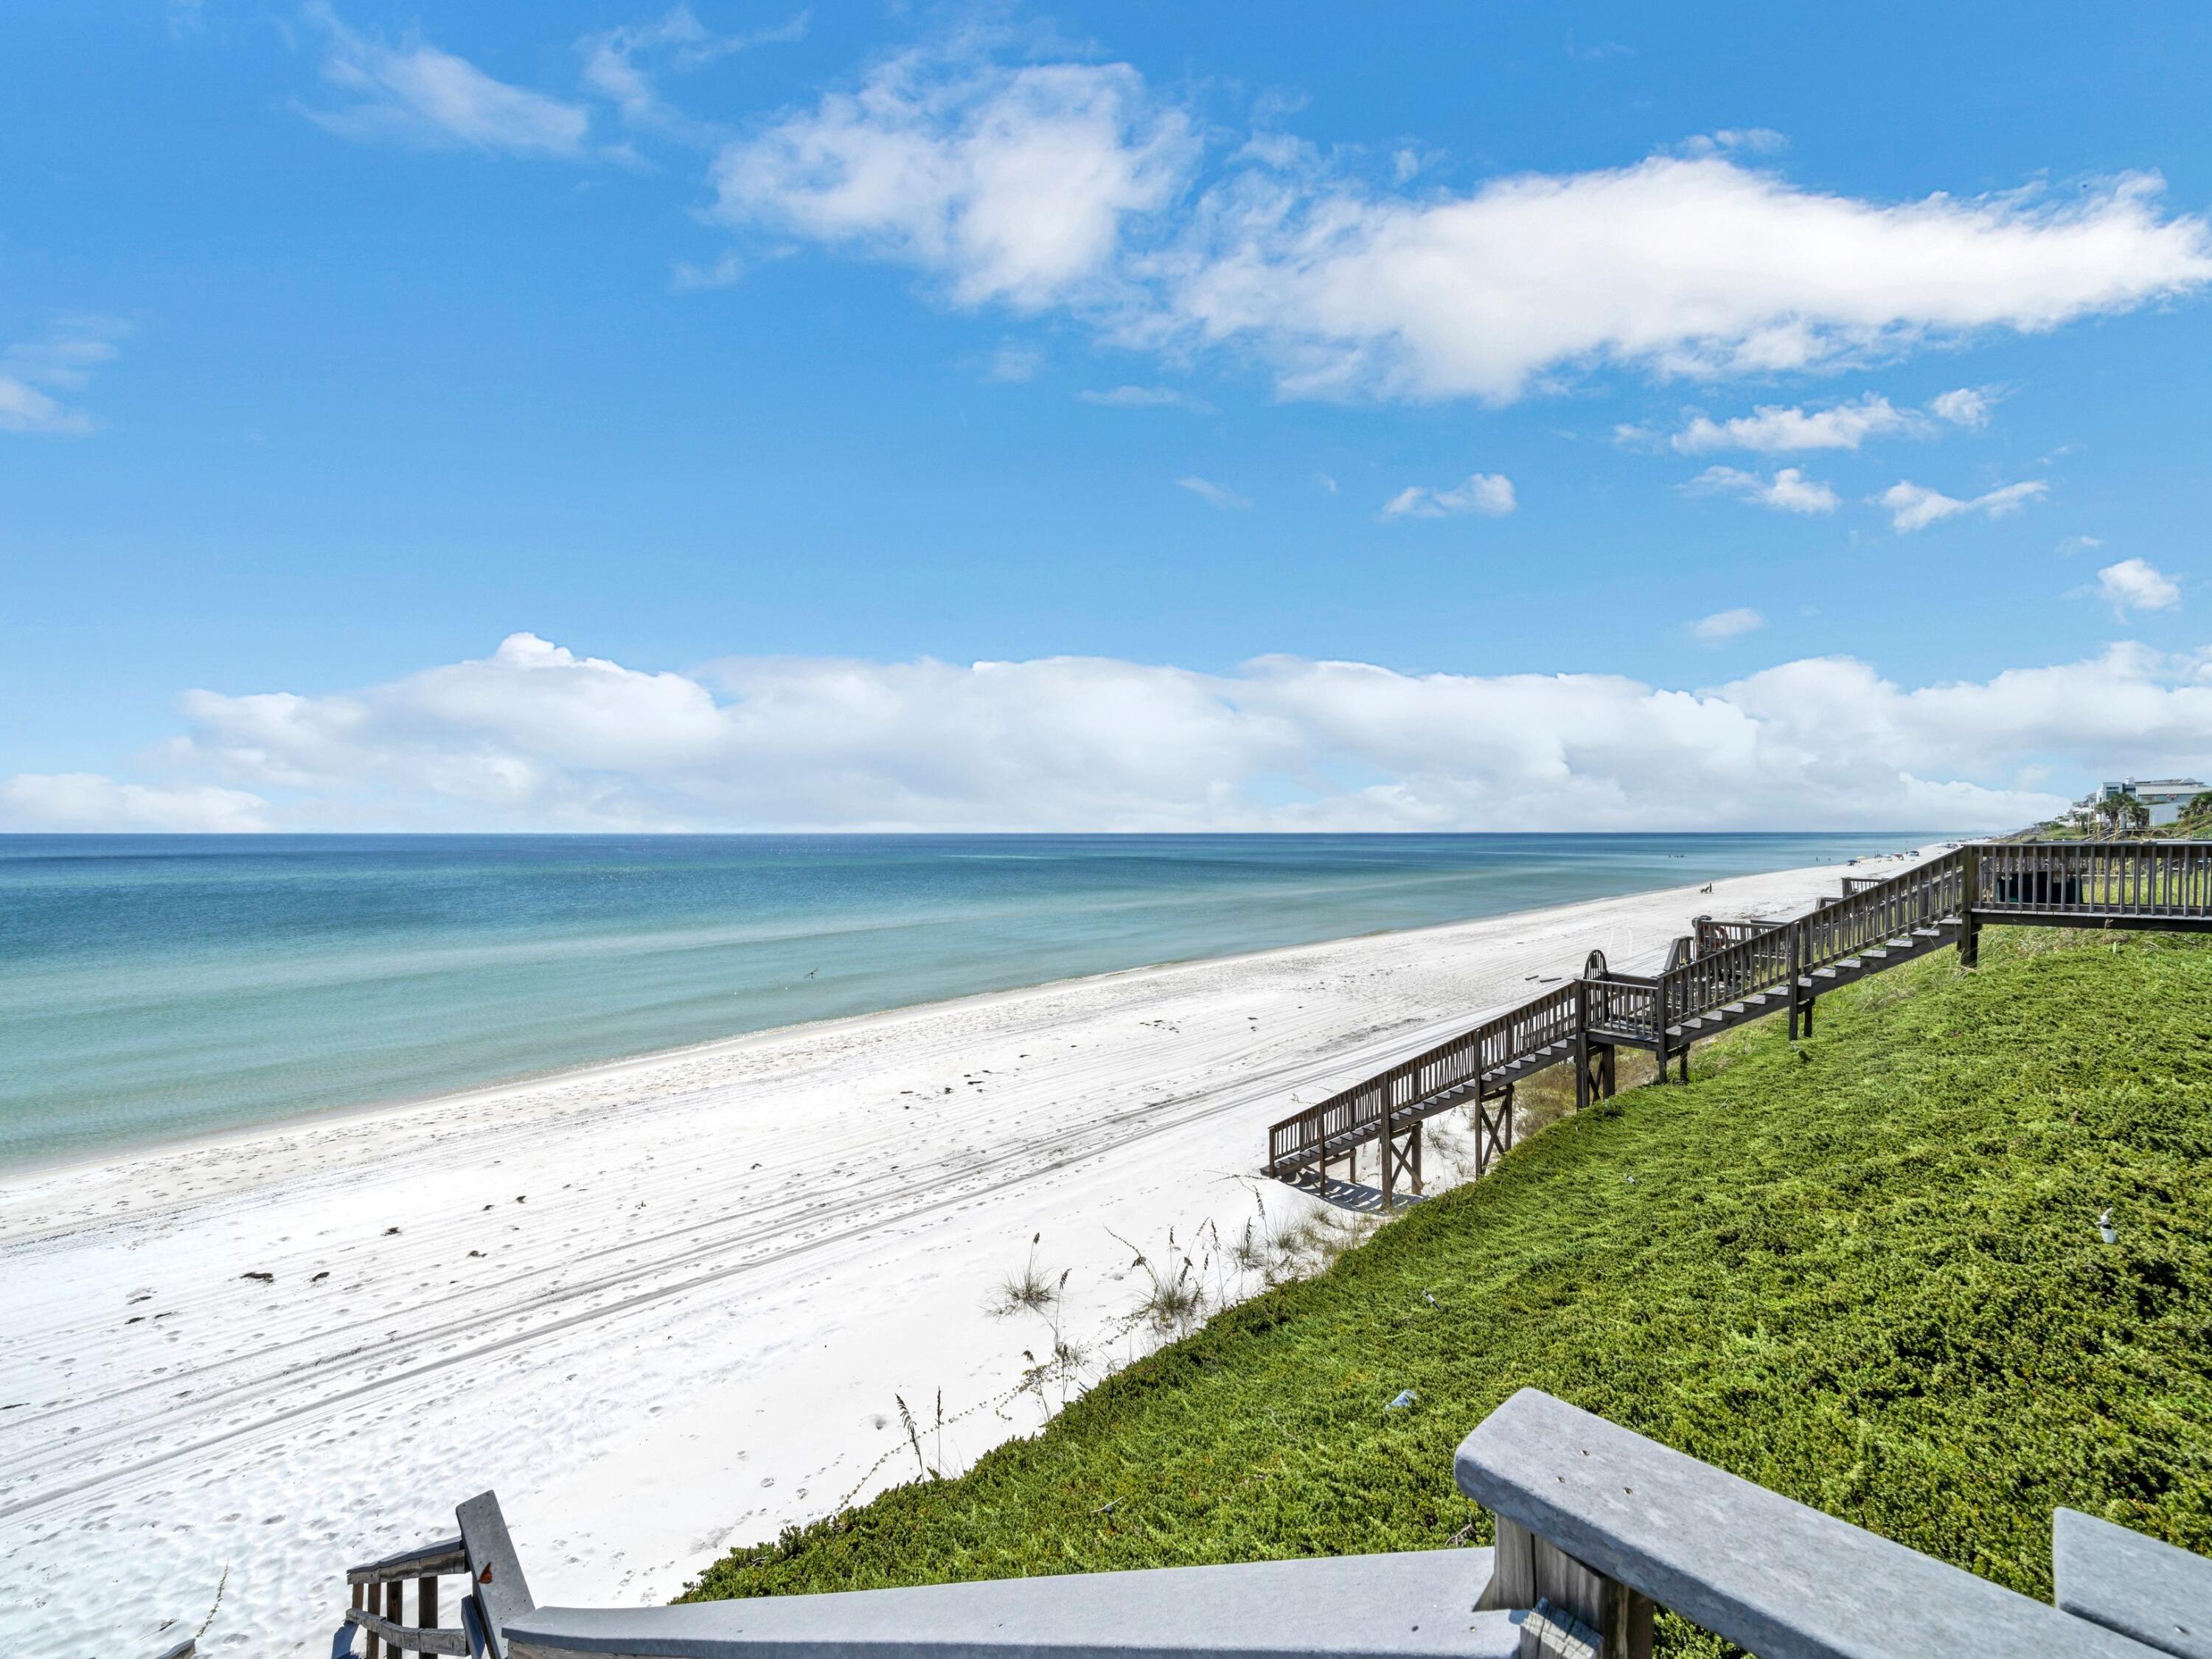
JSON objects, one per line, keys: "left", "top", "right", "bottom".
{"left": 5, "top": 2, "right": 2212, "bottom": 831}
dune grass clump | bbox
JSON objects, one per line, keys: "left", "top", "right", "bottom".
{"left": 686, "top": 929, "right": 2212, "bottom": 1657}
{"left": 992, "top": 1234, "right": 1063, "bottom": 1319}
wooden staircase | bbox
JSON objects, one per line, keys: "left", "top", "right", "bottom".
{"left": 1649, "top": 917, "right": 1964, "bottom": 1046}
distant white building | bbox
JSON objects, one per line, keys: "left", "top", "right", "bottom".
{"left": 2079, "top": 776, "right": 2209, "bottom": 827}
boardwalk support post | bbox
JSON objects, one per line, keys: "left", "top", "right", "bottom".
{"left": 1573, "top": 975, "right": 1593, "bottom": 1111}
{"left": 1786, "top": 919, "right": 1804, "bottom": 1042}
{"left": 1652, "top": 973, "right": 1669, "bottom": 1086}
{"left": 1379, "top": 1091, "right": 1394, "bottom": 1210}
{"left": 1959, "top": 842, "right": 1982, "bottom": 969}
{"left": 1478, "top": 1514, "right": 1654, "bottom": 1659}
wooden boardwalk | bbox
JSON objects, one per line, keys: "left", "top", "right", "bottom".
{"left": 1265, "top": 839, "right": 2212, "bottom": 1203}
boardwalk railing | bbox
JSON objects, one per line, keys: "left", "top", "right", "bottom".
{"left": 1263, "top": 980, "right": 1577, "bottom": 1190}
{"left": 345, "top": 1391, "right": 2212, "bottom": 1659}
{"left": 338, "top": 1492, "right": 530, "bottom": 1658}
{"left": 344, "top": 1534, "right": 471, "bottom": 1657}
{"left": 1691, "top": 914, "right": 1784, "bottom": 955}
{"left": 1980, "top": 838, "right": 2212, "bottom": 920}
{"left": 1267, "top": 841, "right": 2211, "bottom": 1189}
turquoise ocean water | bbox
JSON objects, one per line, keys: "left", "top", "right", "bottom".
{"left": 0, "top": 832, "right": 1937, "bottom": 1169}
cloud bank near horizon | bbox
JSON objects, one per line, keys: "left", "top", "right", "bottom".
{"left": 7, "top": 632, "right": 2209, "bottom": 835}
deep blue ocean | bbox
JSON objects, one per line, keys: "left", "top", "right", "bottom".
{"left": 0, "top": 832, "right": 1936, "bottom": 1169}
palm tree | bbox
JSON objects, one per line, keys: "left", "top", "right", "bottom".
{"left": 2122, "top": 797, "right": 2152, "bottom": 835}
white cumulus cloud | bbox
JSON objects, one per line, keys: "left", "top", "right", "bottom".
{"left": 1690, "top": 608, "right": 1767, "bottom": 643}
{"left": 2096, "top": 557, "right": 2181, "bottom": 617}
{"left": 1666, "top": 386, "right": 1997, "bottom": 453}
{"left": 1686, "top": 465, "right": 1840, "bottom": 514}
{"left": 339, "top": 27, "right": 2212, "bottom": 405}
{"left": 1878, "top": 477, "right": 2048, "bottom": 532}
{"left": 1672, "top": 394, "right": 1921, "bottom": 453}
{"left": 712, "top": 52, "right": 1195, "bottom": 309}
{"left": 1149, "top": 157, "right": 2212, "bottom": 403}
{"left": 688, "top": 45, "right": 2212, "bottom": 403}
{"left": 16, "top": 633, "right": 2212, "bottom": 835}
{"left": 1928, "top": 386, "right": 1993, "bottom": 428}
{"left": 1381, "top": 473, "right": 1516, "bottom": 519}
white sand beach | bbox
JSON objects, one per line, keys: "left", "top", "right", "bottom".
{"left": 0, "top": 850, "right": 1928, "bottom": 1657}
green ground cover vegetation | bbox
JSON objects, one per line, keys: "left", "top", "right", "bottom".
{"left": 684, "top": 928, "right": 2212, "bottom": 1655}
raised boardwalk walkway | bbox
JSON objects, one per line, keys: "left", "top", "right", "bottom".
{"left": 1265, "top": 839, "right": 2212, "bottom": 1202}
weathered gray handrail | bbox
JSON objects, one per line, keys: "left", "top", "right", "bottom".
{"left": 503, "top": 1551, "right": 1522, "bottom": 1659}
{"left": 1264, "top": 979, "right": 1578, "bottom": 1180}
{"left": 1980, "top": 839, "right": 2212, "bottom": 922}
{"left": 2055, "top": 1508, "right": 2212, "bottom": 1659}
{"left": 347, "top": 1392, "right": 2212, "bottom": 1659}
{"left": 1454, "top": 1388, "right": 2166, "bottom": 1659}
{"left": 343, "top": 1531, "right": 474, "bottom": 1657}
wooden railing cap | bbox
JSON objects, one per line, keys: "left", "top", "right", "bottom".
{"left": 347, "top": 1533, "right": 468, "bottom": 1585}
{"left": 1453, "top": 1388, "right": 2163, "bottom": 1659}
{"left": 504, "top": 1551, "right": 1519, "bottom": 1659}
{"left": 2055, "top": 1508, "right": 2212, "bottom": 1659}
